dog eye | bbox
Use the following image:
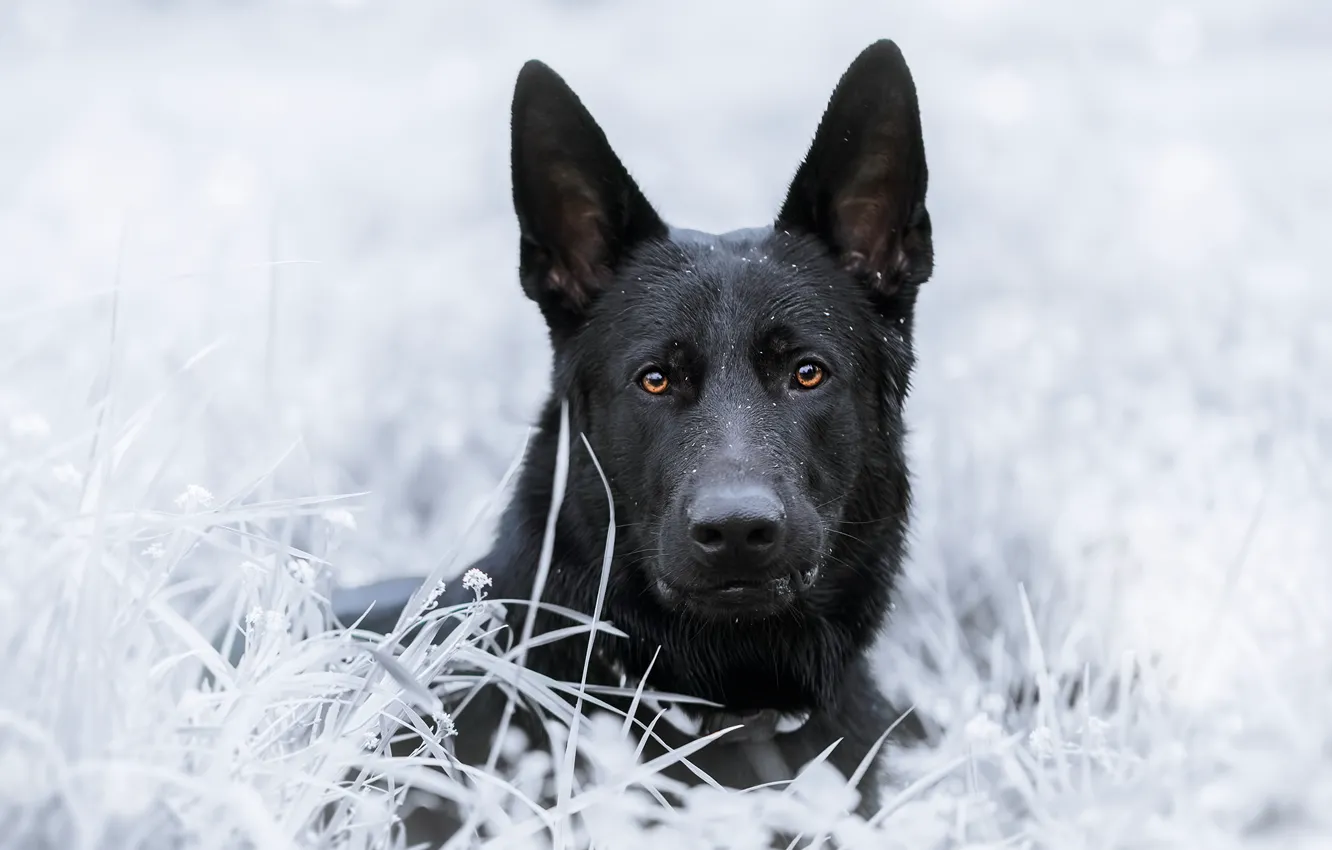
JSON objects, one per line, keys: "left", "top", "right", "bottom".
{"left": 793, "top": 362, "right": 825, "bottom": 390}
{"left": 639, "top": 369, "right": 670, "bottom": 394}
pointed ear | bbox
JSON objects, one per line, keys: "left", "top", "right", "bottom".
{"left": 776, "top": 40, "right": 932, "bottom": 297}
{"left": 511, "top": 60, "right": 667, "bottom": 321}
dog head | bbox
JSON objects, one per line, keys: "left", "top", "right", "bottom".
{"left": 510, "top": 41, "right": 931, "bottom": 624}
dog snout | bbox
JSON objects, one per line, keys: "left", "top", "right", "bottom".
{"left": 686, "top": 484, "right": 787, "bottom": 567}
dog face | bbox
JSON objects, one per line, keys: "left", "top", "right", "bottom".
{"left": 510, "top": 41, "right": 931, "bottom": 622}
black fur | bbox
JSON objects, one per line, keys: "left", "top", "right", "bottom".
{"left": 337, "top": 39, "right": 933, "bottom": 840}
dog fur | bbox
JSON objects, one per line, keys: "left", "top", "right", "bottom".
{"left": 334, "top": 38, "right": 933, "bottom": 840}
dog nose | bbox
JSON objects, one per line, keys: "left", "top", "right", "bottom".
{"left": 687, "top": 485, "right": 787, "bottom": 565}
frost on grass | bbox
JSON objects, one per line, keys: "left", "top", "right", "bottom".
{"left": 6, "top": 374, "right": 1321, "bottom": 850}
{"left": 0, "top": 448, "right": 423, "bottom": 846}
{"left": 0, "top": 389, "right": 950, "bottom": 850}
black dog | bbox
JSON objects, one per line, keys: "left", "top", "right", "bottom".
{"left": 335, "top": 38, "right": 932, "bottom": 837}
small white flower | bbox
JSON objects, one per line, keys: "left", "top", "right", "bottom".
{"left": 362, "top": 732, "right": 381, "bottom": 750}
{"left": 142, "top": 542, "right": 167, "bottom": 560}
{"left": 286, "top": 558, "right": 318, "bottom": 586}
{"left": 436, "top": 711, "right": 458, "bottom": 738}
{"left": 964, "top": 712, "right": 1003, "bottom": 747}
{"left": 323, "top": 508, "right": 357, "bottom": 531}
{"left": 51, "top": 463, "right": 81, "bottom": 487}
{"left": 1028, "top": 726, "right": 1055, "bottom": 761}
{"left": 9, "top": 413, "right": 51, "bottom": 440}
{"left": 462, "top": 568, "right": 492, "bottom": 597}
{"left": 174, "top": 484, "right": 214, "bottom": 509}
{"left": 419, "top": 580, "right": 447, "bottom": 613}
{"left": 245, "top": 606, "right": 288, "bottom": 635}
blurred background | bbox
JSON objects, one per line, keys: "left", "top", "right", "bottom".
{"left": 1, "top": 0, "right": 1328, "bottom": 712}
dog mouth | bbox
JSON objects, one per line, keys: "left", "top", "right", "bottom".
{"left": 660, "top": 563, "right": 822, "bottom": 618}
{"left": 714, "top": 564, "right": 821, "bottom": 597}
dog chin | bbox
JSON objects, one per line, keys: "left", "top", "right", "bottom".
{"left": 652, "top": 563, "right": 822, "bottom": 621}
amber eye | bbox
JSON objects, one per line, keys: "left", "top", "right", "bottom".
{"left": 794, "top": 362, "right": 825, "bottom": 389}
{"left": 639, "top": 370, "right": 670, "bottom": 394}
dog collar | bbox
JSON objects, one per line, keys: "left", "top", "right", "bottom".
{"left": 605, "top": 659, "right": 811, "bottom": 743}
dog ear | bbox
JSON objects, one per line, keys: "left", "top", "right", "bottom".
{"left": 776, "top": 40, "right": 932, "bottom": 297}
{"left": 511, "top": 60, "right": 667, "bottom": 321}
